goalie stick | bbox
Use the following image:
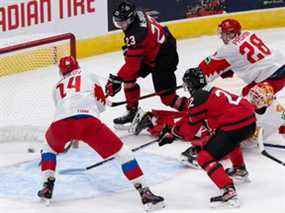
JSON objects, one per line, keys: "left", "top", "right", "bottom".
{"left": 108, "top": 85, "right": 183, "bottom": 107}
{"left": 257, "top": 128, "right": 285, "bottom": 166}
{"left": 59, "top": 138, "right": 159, "bottom": 174}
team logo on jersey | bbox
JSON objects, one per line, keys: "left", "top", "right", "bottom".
{"left": 205, "top": 56, "right": 212, "bottom": 64}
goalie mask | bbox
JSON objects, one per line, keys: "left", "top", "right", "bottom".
{"left": 113, "top": 1, "right": 136, "bottom": 31}
{"left": 59, "top": 56, "right": 79, "bottom": 76}
{"left": 248, "top": 82, "right": 274, "bottom": 109}
{"left": 183, "top": 67, "right": 207, "bottom": 96}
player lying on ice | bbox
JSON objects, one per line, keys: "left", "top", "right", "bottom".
{"left": 105, "top": 1, "right": 187, "bottom": 129}
{"left": 37, "top": 56, "right": 165, "bottom": 211}
{"left": 132, "top": 68, "right": 257, "bottom": 208}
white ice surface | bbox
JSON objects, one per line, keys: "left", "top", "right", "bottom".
{"left": 0, "top": 28, "right": 285, "bottom": 213}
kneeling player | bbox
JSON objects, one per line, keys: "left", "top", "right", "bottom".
{"left": 144, "top": 68, "right": 256, "bottom": 207}
{"left": 37, "top": 56, "right": 164, "bottom": 210}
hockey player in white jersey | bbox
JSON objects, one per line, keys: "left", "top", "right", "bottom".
{"left": 195, "top": 18, "right": 285, "bottom": 141}
{"left": 37, "top": 56, "right": 165, "bottom": 210}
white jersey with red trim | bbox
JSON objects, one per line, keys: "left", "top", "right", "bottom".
{"left": 199, "top": 31, "right": 285, "bottom": 84}
{"left": 52, "top": 69, "right": 105, "bottom": 121}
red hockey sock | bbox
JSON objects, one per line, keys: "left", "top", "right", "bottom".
{"left": 229, "top": 146, "right": 245, "bottom": 168}
{"left": 124, "top": 84, "right": 140, "bottom": 110}
{"left": 197, "top": 150, "right": 233, "bottom": 189}
{"left": 279, "top": 125, "right": 285, "bottom": 134}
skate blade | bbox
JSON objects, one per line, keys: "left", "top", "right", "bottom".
{"left": 210, "top": 197, "right": 240, "bottom": 209}
{"left": 144, "top": 201, "right": 166, "bottom": 212}
{"left": 114, "top": 124, "right": 131, "bottom": 131}
{"left": 129, "top": 108, "right": 145, "bottom": 135}
{"left": 232, "top": 175, "right": 251, "bottom": 184}
{"left": 40, "top": 198, "right": 52, "bottom": 206}
{"left": 179, "top": 156, "right": 200, "bottom": 169}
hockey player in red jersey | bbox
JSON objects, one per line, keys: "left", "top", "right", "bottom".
{"left": 197, "top": 18, "right": 285, "bottom": 140}
{"left": 105, "top": 1, "right": 187, "bottom": 128}
{"left": 157, "top": 68, "right": 256, "bottom": 207}
{"left": 37, "top": 56, "right": 165, "bottom": 210}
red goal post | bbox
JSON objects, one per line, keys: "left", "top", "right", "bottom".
{"left": 0, "top": 33, "right": 76, "bottom": 77}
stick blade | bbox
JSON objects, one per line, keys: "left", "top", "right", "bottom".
{"left": 58, "top": 168, "right": 86, "bottom": 175}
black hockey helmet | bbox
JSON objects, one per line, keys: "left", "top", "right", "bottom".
{"left": 112, "top": 1, "right": 136, "bottom": 29}
{"left": 183, "top": 67, "right": 207, "bottom": 96}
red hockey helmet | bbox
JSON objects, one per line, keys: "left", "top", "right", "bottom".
{"left": 218, "top": 19, "right": 242, "bottom": 35}
{"left": 59, "top": 56, "right": 79, "bottom": 75}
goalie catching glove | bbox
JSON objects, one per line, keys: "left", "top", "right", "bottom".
{"left": 105, "top": 74, "right": 122, "bottom": 97}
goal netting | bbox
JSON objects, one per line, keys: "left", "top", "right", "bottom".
{"left": 0, "top": 33, "right": 76, "bottom": 143}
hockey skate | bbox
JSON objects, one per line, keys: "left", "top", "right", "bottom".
{"left": 129, "top": 108, "right": 154, "bottom": 135}
{"left": 180, "top": 146, "right": 200, "bottom": 169}
{"left": 37, "top": 176, "right": 55, "bottom": 206}
{"left": 210, "top": 185, "right": 240, "bottom": 208}
{"left": 113, "top": 107, "right": 138, "bottom": 130}
{"left": 226, "top": 166, "right": 250, "bottom": 183}
{"left": 135, "top": 183, "right": 165, "bottom": 212}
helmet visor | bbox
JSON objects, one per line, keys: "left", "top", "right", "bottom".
{"left": 113, "top": 16, "right": 132, "bottom": 29}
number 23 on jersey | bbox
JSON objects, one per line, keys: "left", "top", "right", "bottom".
{"left": 56, "top": 75, "right": 81, "bottom": 98}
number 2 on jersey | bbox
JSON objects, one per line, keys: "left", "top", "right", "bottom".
{"left": 56, "top": 76, "right": 81, "bottom": 98}
{"left": 239, "top": 34, "right": 271, "bottom": 64}
{"left": 149, "top": 17, "right": 165, "bottom": 44}
{"left": 215, "top": 89, "right": 242, "bottom": 106}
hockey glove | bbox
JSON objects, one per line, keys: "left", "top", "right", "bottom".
{"left": 105, "top": 74, "right": 122, "bottom": 97}
{"left": 158, "top": 126, "right": 175, "bottom": 147}
{"left": 94, "top": 84, "right": 106, "bottom": 105}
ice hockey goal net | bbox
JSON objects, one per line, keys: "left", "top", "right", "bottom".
{"left": 0, "top": 33, "right": 76, "bottom": 143}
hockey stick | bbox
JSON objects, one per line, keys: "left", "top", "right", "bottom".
{"left": 257, "top": 128, "right": 285, "bottom": 166}
{"left": 58, "top": 138, "right": 159, "bottom": 174}
{"left": 264, "top": 143, "right": 285, "bottom": 150}
{"left": 108, "top": 85, "right": 183, "bottom": 107}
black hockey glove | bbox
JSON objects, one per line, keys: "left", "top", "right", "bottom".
{"left": 105, "top": 74, "right": 122, "bottom": 97}
{"left": 158, "top": 126, "right": 175, "bottom": 147}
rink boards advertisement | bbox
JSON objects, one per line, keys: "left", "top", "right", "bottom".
{"left": 0, "top": 0, "right": 108, "bottom": 39}
{"left": 0, "top": 0, "right": 285, "bottom": 59}
{"left": 1, "top": 1, "right": 284, "bottom": 40}
{"left": 108, "top": 0, "right": 285, "bottom": 30}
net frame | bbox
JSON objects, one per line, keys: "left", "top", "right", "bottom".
{"left": 0, "top": 33, "right": 77, "bottom": 143}
{"left": 0, "top": 33, "right": 76, "bottom": 59}
{"left": 0, "top": 33, "right": 77, "bottom": 77}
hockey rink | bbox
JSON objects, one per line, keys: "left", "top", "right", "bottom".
{"left": 0, "top": 28, "right": 285, "bottom": 213}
